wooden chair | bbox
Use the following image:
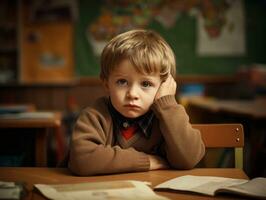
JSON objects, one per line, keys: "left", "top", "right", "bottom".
{"left": 192, "top": 124, "right": 244, "bottom": 169}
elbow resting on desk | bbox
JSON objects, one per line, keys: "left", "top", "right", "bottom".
{"left": 167, "top": 142, "right": 206, "bottom": 170}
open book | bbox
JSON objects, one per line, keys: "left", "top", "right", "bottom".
{"left": 154, "top": 175, "right": 266, "bottom": 199}
{"left": 35, "top": 180, "right": 168, "bottom": 200}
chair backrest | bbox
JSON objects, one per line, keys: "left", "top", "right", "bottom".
{"left": 192, "top": 124, "right": 244, "bottom": 169}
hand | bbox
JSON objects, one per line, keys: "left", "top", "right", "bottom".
{"left": 155, "top": 75, "right": 177, "bottom": 100}
{"left": 148, "top": 154, "right": 169, "bottom": 170}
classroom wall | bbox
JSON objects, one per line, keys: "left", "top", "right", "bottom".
{"left": 74, "top": 0, "right": 266, "bottom": 77}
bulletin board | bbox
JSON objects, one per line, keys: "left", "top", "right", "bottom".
{"left": 20, "top": 3, "right": 75, "bottom": 83}
{"left": 74, "top": 0, "right": 266, "bottom": 77}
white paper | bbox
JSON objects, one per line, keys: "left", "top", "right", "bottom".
{"left": 0, "top": 181, "right": 23, "bottom": 200}
{"left": 35, "top": 180, "right": 169, "bottom": 200}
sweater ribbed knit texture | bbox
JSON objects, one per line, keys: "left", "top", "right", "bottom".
{"left": 68, "top": 95, "right": 205, "bottom": 176}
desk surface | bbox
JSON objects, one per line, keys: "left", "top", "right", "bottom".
{"left": 0, "top": 111, "right": 61, "bottom": 128}
{"left": 181, "top": 96, "right": 266, "bottom": 119}
{"left": 0, "top": 112, "right": 62, "bottom": 167}
{"left": 0, "top": 167, "right": 248, "bottom": 200}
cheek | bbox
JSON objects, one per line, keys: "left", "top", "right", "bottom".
{"left": 109, "top": 87, "right": 125, "bottom": 101}
{"left": 144, "top": 88, "right": 158, "bottom": 103}
{"left": 151, "top": 86, "right": 160, "bottom": 96}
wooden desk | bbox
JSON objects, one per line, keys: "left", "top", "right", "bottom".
{"left": 0, "top": 112, "right": 62, "bottom": 167}
{"left": 180, "top": 96, "right": 266, "bottom": 119}
{"left": 0, "top": 167, "right": 248, "bottom": 200}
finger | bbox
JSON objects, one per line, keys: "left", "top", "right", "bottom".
{"left": 163, "top": 74, "right": 172, "bottom": 85}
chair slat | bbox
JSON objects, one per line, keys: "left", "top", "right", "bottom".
{"left": 192, "top": 124, "right": 244, "bottom": 169}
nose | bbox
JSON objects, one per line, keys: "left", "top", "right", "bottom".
{"left": 126, "top": 85, "right": 139, "bottom": 99}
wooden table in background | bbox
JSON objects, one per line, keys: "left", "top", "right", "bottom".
{"left": 180, "top": 96, "right": 266, "bottom": 119}
{"left": 0, "top": 167, "right": 248, "bottom": 200}
{"left": 180, "top": 96, "right": 266, "bottom": 177}
{"left": 0, "top": 112, "right": 62, "bottom": 167}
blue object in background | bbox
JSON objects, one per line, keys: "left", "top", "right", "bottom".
{"left": 0, "top": 154, "right": 24, "bottom": 167}
{"left": 180, "top": 84, "right": 205, "bottom": 96}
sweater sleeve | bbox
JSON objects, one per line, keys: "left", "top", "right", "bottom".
{"left": 151, "top": 95, "right": 205, "bottom": 169}
{"left": 68, "top": 107, "right": 150, "bottom": 176}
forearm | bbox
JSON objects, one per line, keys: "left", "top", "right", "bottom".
{"left": 152, "top": 95, "right": 205, "bottom": 169}
{"left": 68, "top": 141, "right": 150, "bottom": 176}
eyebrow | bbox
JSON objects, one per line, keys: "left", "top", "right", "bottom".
{"left": 112, "top": 74, "right": 127, "bottom": 78}
{"left": 111, "top": 72, "right": 160, "bottom": 80}
{"left": 140, "top": 74, "right": 160, "bottom": 80}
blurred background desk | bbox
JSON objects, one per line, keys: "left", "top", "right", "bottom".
{"left": 180, "top": 96, "right": 266, "bottom": 178}
{"left": 180, "top": 96, "right": 266, "bottom": 119}
{"left": 0, "top": 111, "right": 63, "bottom": 167}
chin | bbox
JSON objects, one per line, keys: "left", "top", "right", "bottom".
{"left": 122, "top": 112, "right": 143, "bottom": 119}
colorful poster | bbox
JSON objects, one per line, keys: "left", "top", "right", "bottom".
{"left": 197, "top": 0, "right": 245, "bottom": 56}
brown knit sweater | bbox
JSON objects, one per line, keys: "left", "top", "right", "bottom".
{"left": 68, "top": 95, "right": 205, "bottom": 176}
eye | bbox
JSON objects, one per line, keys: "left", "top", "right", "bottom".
{"left": 116, "top": 79, "right": 128, "bottom": 86}
{"left": 141, "top": 81, "right": 153, "bottom": 88}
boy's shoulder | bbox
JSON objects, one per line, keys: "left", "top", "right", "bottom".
{"left": 93, "top": 96, "right": 109, "bottom": 110}
{"left": 82, "top": 96, "right": 110, "bottom": 116}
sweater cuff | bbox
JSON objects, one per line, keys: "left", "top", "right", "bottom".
{"left": 136, "top": 152, "right": 150, "bottom": 172}
{"left": 152, "top": 95, "right": 178, "bottom": 110}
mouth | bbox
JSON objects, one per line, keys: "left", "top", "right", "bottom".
{"left": 124, "top": 104, "right": 141, "bottom": 109}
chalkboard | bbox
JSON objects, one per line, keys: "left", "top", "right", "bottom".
{"left": 74, "top": 0, "right": 266, "bottom": 77}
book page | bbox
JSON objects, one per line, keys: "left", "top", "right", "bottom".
{"left": 217, "top": 177, "right": 266, "bottom": 199}
{"left": 35, "top": 180, "right": 169, "bottom": 200}
{"left": 154, "top": 175, "right": 247, "bottom": 196}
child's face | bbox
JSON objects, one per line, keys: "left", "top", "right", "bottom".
{"left": 104, "top": 59, "right": 161, "bottom": 118}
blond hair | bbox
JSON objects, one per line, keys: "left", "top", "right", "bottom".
{"left": 100, "top": 29, "right": 176, "bottom": 81}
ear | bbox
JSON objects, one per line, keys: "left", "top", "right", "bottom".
{"left": 102, "top": 80, "right": 110, "bottom": 93}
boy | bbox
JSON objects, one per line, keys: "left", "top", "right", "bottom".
{"left": 68, "top": 29, "right": 205, "bottom": 175}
